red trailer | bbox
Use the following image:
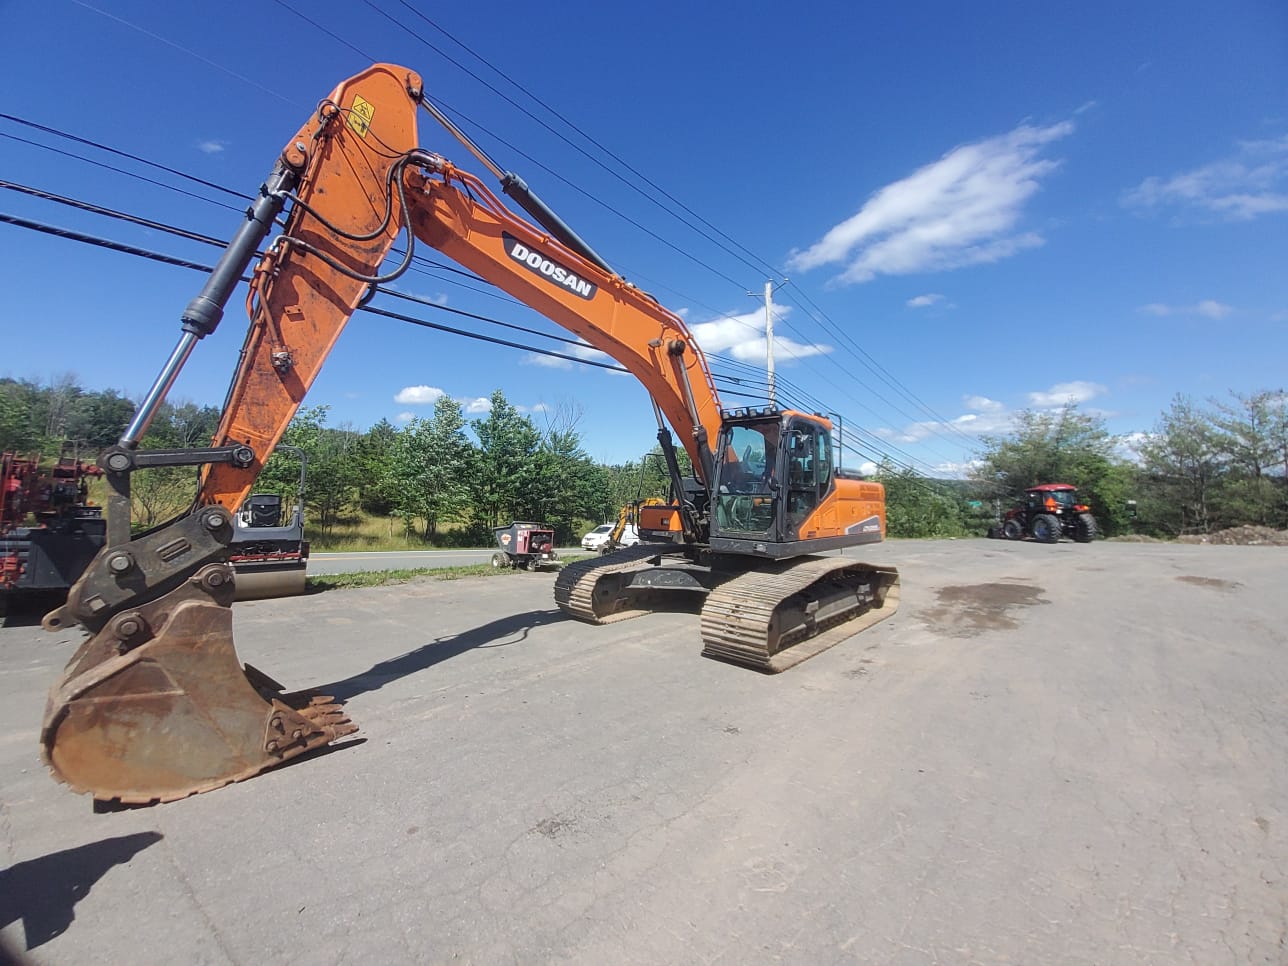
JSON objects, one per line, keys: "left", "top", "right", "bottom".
{"left": 491, "top": 522, "right": 560, "bottom": 571}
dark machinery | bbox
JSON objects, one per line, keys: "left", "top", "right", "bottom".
{"left": 1, "top": 447, "right": 105, "bottom": 614}
{"left": 987, "top": 483, "right": 1098, "bottom": 543}
{"left": 230, "top": 445, "right": 310, "bottom": 599}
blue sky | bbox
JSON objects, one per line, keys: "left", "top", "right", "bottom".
{"left": 2, "top": 0, "right": 1285, "bottom": 474}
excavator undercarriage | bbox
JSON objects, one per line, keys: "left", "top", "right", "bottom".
{"left": 555, "top": 547, "right": 900, "bottom": 672}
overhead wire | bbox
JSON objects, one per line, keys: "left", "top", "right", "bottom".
{"left": 364, "top": 0, "right": 779, "bottom": 283}
{"left": 0, "top": 202, "right": 962, "bottom": 493}
{"left": 16, "top": 7, "right": 985, "bottom": 473}
{"left": 359, "top": 1, "right": 980, "bottom": 455}
{"left": 0, "top": 210, "right": 631, "bottom": 374}
{"left": 22, "top": 7, "right": 937, "bottom": 461}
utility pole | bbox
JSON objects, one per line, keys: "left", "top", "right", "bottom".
{"left": 750, "top": 279, "right": 788, "bottom": 408}
{"left": 764, "top": 280, "right": 776, "bottom": 407}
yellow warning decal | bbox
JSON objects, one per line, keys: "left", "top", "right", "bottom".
{"left": 347, "top": 96, "right": 375, "bottom": 138}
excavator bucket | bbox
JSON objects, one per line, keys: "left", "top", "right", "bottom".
{"left": 41, "top": 564, "right": 355, "bottom": 804}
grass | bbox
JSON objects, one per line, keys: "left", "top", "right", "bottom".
{"left": 306, "top": 562, "right": 508, "bottom": 591}
{"left": 306, "top": 555, "right": 591, "bottom": 592}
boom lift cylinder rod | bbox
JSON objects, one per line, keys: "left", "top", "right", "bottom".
{"left": 120, "top": 164, "right": 299, "bottom": 447}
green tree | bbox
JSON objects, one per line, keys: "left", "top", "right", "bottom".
{"left": 1208, "top": 390, "right": 1287, "bottom": 527}
{"left": 130, "top": 399, "right": 224, "bottom": 528}
{"left": 470, "top": 390, "right": 542, "bottom": 529}
{"left": 1136, "top": 395, "right": 1224, "bottom": 535}
{"left": 0, "top": 382, "right": 34, "bottom": 452}
{"left": 876, "top": 461, "right": 969, "bottom": 538}
{"left": 258, "top": 406, "right": 362, "bottom": 536}
{"left": 974, "top": 403, "right": 1132, "bottom": 535}
{"left": 357, "top": 418, "right": 400, "bottom": 515}
{"left": 532, "top": 423, "right": 601, "bottom": 543}
{"left": 390, "top": 397, "right": 474, "bottom": 539}
{"left": 63, "top": 388, "right": 135, "bottom": 448}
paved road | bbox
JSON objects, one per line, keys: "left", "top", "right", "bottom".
{"left": 2, "top": 539, "right": 1286, "bottom": 963}
{"left": 308, "top": 547, "right": 584, "bottom": 575}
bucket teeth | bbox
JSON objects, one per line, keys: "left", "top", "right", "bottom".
{"left": 42, "top": 575, "right": 357, "bottom": 804}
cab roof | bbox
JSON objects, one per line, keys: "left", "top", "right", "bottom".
{"left": 1026, "top": 483, "right": 1077, "bottom": 492}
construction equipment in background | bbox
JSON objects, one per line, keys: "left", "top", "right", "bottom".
{"left": 490, "top": 521, "right": 559, "bottom": 571}
{"left": 230, "top": 445, "right": 309, "bottom": 599}
{"left": 597, "top": 498, "right": 664, "bottom": 554}
{"left": 1, "top": 446, "right": 105, "bottom": 614}
{"left": 987, "top": 483, "right": 1099, "bottom": 543}
{"left": 40, "top": 63, "right": 898, "bottom": 805}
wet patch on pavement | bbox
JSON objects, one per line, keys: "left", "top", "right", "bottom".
{"left": 919, "top": 582, "right": 1050, "bottom": 638}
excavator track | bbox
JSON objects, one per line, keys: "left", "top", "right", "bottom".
{"left": 700, "top": 556, "right": 899, "bottom": 673}
{"left": 554, "top": 544, "right": 673, "bottom": 624}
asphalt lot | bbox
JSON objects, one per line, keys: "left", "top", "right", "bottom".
{"left": 2, "top": 539, "right": 1286, "bottom": 964}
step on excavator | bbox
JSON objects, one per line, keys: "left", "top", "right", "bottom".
{"left": 40, "top": 64, "right": 899, "bottom": 805}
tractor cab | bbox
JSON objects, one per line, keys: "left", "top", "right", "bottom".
{"left": 1025, "top": 485, "right": 1079, "bottom": 513}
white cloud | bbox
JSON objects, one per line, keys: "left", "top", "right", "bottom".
{"left": 525, "top": 353, "right": 572, "bottom": 370}
{"left": 386, "top": 285, "right": 449, "bottom": 306}
{"left": 691, "top": 306, "right": 830, "bottom": 363}
{"left": 524, "top": 340, "right": 613, "bottom": 370}
{"left": 1027, "top": 381, "right": 1107, "bottom": 407}
{"left": 396, "top": 411, "right": 415, "bottom": 423}
{"left": 963, "top": 394, "right": 1004, "bottom": 412}
{"left": 463, "top": 396, "right": 492, "bottom": 414}
{"left": 1124, "top": 135, "right": 1288, "bottom": 220}
{"left": 197, "top": 140, "right": 226, "bottom": 154}
{"left": 787, "top": 120, "right": 1073, "bottom": 285}
{"left": 1196, "top": 300, "right": 1233, "bottom": 319}
{"left": 394, "top": 385, "right": 445, "bottom": 405}
{"left": 907, "top": 293, "right": 945, "bottom": 308}
{"left": 1138, "top": 300, "right": 1234, "bottom": 319}
{"left": 869, "top": 382, "right": 1107, "bottom": 453}
{"left": 1114, "top": 432, "right": 1149, "bottom": 464}
{"left": 930, "top": 460, "right": 984, "bottom": 479}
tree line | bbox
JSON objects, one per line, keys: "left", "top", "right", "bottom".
{"left": 878, "top": 391, "right": 1288, "bottom": 538}
{"left": 3, "top": 375, "right": 1285, "bottom": 541}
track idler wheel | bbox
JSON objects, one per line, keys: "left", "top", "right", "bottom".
{"left": 41, "top": 564, "right": 356, "bottom": 804}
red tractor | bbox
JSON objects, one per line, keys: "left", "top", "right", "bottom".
{"left": 988, "top": 483, "right": 1098, "bottom": 544}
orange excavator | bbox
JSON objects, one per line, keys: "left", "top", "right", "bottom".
{"left": 40, "top": 64, "right": 899, "bottom": 805}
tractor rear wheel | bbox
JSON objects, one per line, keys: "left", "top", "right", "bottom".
{"left": 1074, "top": 513, "right": 1099, "bottom": 543}
{"left": 1031, "top": 514, "right": 1061, "bottom": 543}
{"left": 1002, "top": 519, "right": 1024, "bottom": 540}
{"left": 491, "top": 552, "right": 509, "bottom": 569}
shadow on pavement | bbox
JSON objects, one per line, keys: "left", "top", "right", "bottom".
{"left": 0, "top": 831, "right": 163, "bottom": 951}
{"left": 320, "top": 609, "right": 568, "bottom": 702}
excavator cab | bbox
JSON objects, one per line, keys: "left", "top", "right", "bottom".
{"left": 710, "top": 410, "right": 839, "bottom": 547}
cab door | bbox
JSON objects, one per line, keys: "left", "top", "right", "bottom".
{"left": 783, "top": 423, "right": 834, "bottom": 540}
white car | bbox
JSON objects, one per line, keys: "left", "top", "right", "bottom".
{"left": 581, "top": 523, "right": 642, "bottom": 551}
{"left": 581, "top": 524, "right": 615, "bottom": 551}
